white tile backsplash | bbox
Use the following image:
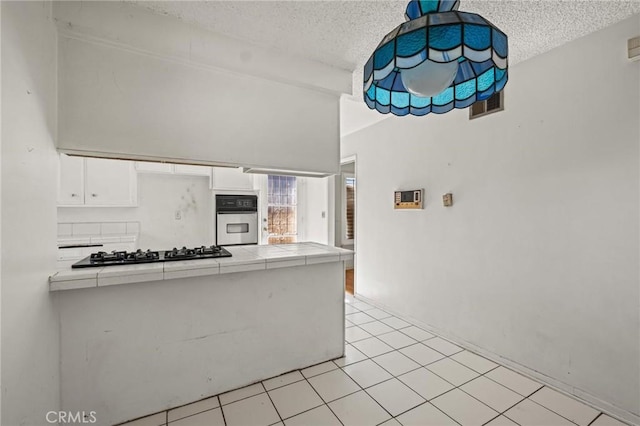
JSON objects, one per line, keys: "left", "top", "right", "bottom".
{"left": 126, "top": 222, "right": 140, "bottom": 234}
{"left": 57, "top": 223, "right": 73, "bottom": 236}
{"left": 90, "top": 236, "right": 122, "bottom": 244}
{"left": 101, "top": 222, "right": 127, "bottom": 235}
{"left": 58, "top": 221, "right": 140, "bottom": 239}
{"left": 72, "top": 223, "right": 101, "bottom": 236}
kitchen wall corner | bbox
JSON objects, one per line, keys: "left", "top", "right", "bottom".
{"left": 1, "top": 1, "right": 61, "bottom": 424}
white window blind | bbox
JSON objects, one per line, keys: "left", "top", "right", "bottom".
{"left": 345, "top": 177, "right": 355, "bottom": 241}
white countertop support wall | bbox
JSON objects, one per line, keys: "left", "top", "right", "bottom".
{"left": 53, "top": 243, "right": 351, "bottom": 426}
{"left": 50, "top": 243, "right": 353, "bottom": 290}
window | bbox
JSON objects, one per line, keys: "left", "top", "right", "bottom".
{"left": 267, "top": 175, "right": 297, "bottom": 244}
{"left": 344, "top": 175, "right": 355, "bottom": 242}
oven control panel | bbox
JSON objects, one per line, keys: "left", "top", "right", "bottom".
{"left": 394, "top": 189, "right": 424, "bottom": 209}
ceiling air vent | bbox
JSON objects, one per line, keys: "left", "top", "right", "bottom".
{"left": 469, "top": 91, "right": 504, "bottom": 120}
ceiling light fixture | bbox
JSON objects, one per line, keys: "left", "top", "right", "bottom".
{"left": 363, "top": 0, "right": 508, "bottom": 116}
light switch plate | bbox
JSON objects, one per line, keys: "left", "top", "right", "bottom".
{"left": 443, "top": 193, "right": 453, "bottom": 207}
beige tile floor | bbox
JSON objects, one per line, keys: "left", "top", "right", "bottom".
{"left": 120, "top": 297, "right": 631, "bottom": 426}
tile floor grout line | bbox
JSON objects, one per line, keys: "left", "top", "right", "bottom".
{"left": 219, "top": 385, "right": 266, "bottom": 407}
{"left": 390, "top": 401, "right": 459, "bottom": 425}
{"left": 369, "top": 356, "right": 424, "bottom": 379}
{"left": 454, "top": 380, "right": 525, "bottom": 418}
{"left": 480, "top": 370, "right": 543, "bottom": 399}
{"left": 408, "top": 400, "right": 464, "bottom": 426}
{"left": 503, "top": 410, "right": 525, "bottom": 425}
{"left": 263, "top": 374, "right": 306, "bottom": 392}
{"left": 216, "top": 396, "right": 227, "bottom": 426}
{"left": 398, "top": 329, "right": 437, "bottom": 342}
{"left": 587, "top": 412, "right": 604, "bottom": 426}
{"left": 422, "top": 361, "right": 481, "bottom": 389}
{"left": 524, "top": 394, "right": 590, "bottom": 426}
{"left": 527, "top": 386, "right": 545, "bottom": 399}
{"left": 167, "top": 407, "right": 220, "bottom": 425}
{"left": 300, "top": 371, "right": 347, "bottom": 426}
{"left": 395, "top": 371, "right": 454, "bottom": 402}
{"left": 324, "top": 359, "right": 380, "bottom": 397}
{"left": 261, "top": 381, "right": 286, "bottom": 425}
{"left": 359, "top": 383, "right": 397, "bottom": 421}
{"left": 481, "top": 413, "right": 504, "bottom": 426}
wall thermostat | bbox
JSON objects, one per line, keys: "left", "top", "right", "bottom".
{"left": 394, "top": 189, "right": 423, "bottom": 209}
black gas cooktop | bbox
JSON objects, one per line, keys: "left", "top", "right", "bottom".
{"left": 71, "top": 245, "right": 232, "bottom": 268}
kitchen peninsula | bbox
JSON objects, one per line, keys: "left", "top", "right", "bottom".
{"left": 50, "top": 242, "right": 352, "bottom": 426}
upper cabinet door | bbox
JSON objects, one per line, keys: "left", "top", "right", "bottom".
{"left": 58, "top": 154, "right": 85, "bottom": 205}
{"left": 85, "top": 158, "right": 137, "bottom": 206}
{"left": 212, "top": 167, "right": 254, "bottom": 189}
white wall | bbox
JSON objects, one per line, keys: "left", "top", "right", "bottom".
{"left": 342, "top": 14, "right": 640, "bottom": 422}
{"left": 59, "top": 174, "right": 212, "bottom": 249}
{"left": 1, "top": 2, "right": 60, "bottom": 424}
{"left": 54, "top": 2, "right": 344, "bottom": 175}
{"left": 0, "top": 3, "right": 3, "bottom": 423}
{"left": 52, "top": 1, "right": 350, "bottom": 96}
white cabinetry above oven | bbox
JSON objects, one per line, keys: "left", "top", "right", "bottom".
{"left": 58, "top": 154, "right": 137, "bottom": 207}
{"left": 135, "top": 161, "right": 212, "bottom": 177}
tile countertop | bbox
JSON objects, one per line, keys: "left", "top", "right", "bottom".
{"left": 49, "top": 242, "right": 354, "bottom": 292}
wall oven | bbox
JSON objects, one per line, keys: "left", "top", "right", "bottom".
{"left": 215, "top": 194, "right": 258, "bottom": 246}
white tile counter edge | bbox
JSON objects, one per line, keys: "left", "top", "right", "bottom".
{"left": 49, "top": 243, "right": 354, "bottom": 291}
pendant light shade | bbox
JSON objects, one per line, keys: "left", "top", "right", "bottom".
{"left": 363, "top": 0, "right": 508, "bottom": 116}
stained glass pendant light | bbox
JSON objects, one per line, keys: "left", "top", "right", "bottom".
{"left": 363, "top": 0, "right": 508, "bottom": 116}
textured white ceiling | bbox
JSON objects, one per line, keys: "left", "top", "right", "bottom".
{"left": 130, "top": 1, "right": 639, "bottom": 134}
{"left": 135, "top": 1, "right": 640, "bottom": 76}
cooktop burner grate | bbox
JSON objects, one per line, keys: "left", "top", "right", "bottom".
{"left": 72, "top": 245, "right": 232, "bottom": 268}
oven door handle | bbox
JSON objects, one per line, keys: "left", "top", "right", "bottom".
{"left": 216, "top": 210, "right": 257, "bottom": 214}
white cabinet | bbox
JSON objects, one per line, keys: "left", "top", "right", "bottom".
{"left": 174, "top": 164, "right": 211, "bottom": 176}
{"left": 58, "top": 154, "right": 85, "bottom": 205}
{"left": 212, "top": 167, "right": 254, "bottom": 189}
{"left": 136, "top": 162, "right": 211, "bottom": 177}
{"left": 135, "top": 162, "right": 173, "bottom": 174}
{"left": 85, "top": 158, "right": 137, "bottom": 206}
{"left": 58, "top": 155, "right": 137, "bottom": 207}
